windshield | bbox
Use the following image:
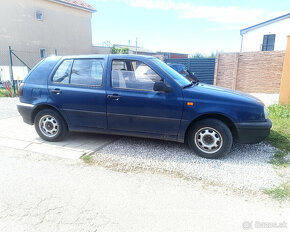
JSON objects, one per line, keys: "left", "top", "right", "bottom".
{"left": 152, "top": 59, "right": 192, "bottom": 87}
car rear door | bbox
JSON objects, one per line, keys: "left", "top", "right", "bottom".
{"left": 106, "top": 57, "right": 183, "bottom": 137}
{"left": 48, "top": 58, "right": 107, "bottom": 129}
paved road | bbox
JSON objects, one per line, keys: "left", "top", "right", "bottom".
{"left": 0, "top": 147, "right": 289, "bottom": 232}
{"left": 0, "top": 97, "right": 19, "bottom": 119}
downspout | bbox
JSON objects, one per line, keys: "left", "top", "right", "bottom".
{"left": 240, "top": 34, "right": 243, "bottom": 52}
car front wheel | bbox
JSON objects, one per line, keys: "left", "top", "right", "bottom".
{"left": 34, "top": 109, "right": 68, "bottom": 142}
{"left": 187, "top": 119, "right": 233, "bottom": 159}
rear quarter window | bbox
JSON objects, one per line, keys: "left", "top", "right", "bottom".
{"left": 25, "top": 57, "right": 61, "bottom": 85}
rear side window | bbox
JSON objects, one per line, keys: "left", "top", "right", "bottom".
{"left": 25, "top": 57, "right": 61, "bottom": 84}
{"left": 52, "top": 60, "right": 72, "bottom": 84}
{"left": 71, "top": 59, "right": 103, "bottom": 86}
{"left": 52, "top": 59, "right": 104, "bottom": 86}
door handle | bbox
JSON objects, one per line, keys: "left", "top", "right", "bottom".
{"left": 107, "top": 94, "right": 121, "bottom": 100}
{"left": 51, "top": 89, "right": 62, "bottom": 94}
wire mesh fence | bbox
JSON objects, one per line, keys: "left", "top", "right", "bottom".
{"left": 0, "top": 47, "right": 58, "bottom": 96}
{"left": 0, "top": 47, "right": 60, "bottom": 77}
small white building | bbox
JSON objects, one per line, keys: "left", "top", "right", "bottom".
{"left": 240, "top": 13, "right": 290, "bottom": 52}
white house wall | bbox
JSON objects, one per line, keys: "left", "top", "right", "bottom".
{"left": 241, "top": 18, "right": 290, "bottom": 52}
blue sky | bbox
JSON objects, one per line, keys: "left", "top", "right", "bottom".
{"left": 86, "top": 0, "right": 289, "bottom": 55}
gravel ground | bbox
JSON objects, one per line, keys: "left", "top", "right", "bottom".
{"left": 93, "top": 137, "right": 283, "bottom": 192}
{"left": 0, "top": 147, "right": 289, "bottom": 232}
{"left": 1, "top": 95, "right": 285, "bottom": 192}
{"left": 0, "top": 97, "right": 19, "bottom": 119}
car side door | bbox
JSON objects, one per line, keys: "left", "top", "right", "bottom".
{"left": 106, "top": 58, "right": 183, "bottom": 138}
{"left": 47, "top": 58, "right": 107, "bottom": 129}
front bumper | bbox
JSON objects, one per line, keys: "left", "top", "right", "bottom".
{"left": 17, "top": 102, "right": 35, "bottom": 125}
{"left": 235, "top": 119, "right": 272, "bottom": 144}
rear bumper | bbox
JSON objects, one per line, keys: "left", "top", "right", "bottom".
{"left": 235, "top": 119, "right": 272, "bottom": 144}
{"left": 17, "top": 102, "right": 35, "bottom": 125}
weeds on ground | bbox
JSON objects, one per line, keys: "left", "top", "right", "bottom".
{"left": 81, "top": 155, "right": 95, "bottom": 165}
{"left": 270, "top": 151, "right": 290, "bottom": 168}
{"left": 264, "top": 184, "right": 290, "bottom": 201}
{"left": 267, "top": 104, "right": 290, "bottom": 168}
{"left": 0, "top": 88, "right": 10, "bottom": 97}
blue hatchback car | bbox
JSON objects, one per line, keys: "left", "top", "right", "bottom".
{"left": 17, "top": 55, "right": 272, "bottom": 159}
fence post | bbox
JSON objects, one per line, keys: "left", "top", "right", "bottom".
{"left": 279, "top": 36, "right": 290, "bottom": 104}
{"left": 213, "top": 54, "right": 219, "bottom": 85}
{"left": 8, "top": 46, "right": 15, "bottom": 97}
{"left": 55, "top": 49, "right": 58, "bottom": 56}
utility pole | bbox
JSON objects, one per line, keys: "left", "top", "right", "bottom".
{"left": 128, "top": 40, "right": 130, "bottom": 47}
{"left": 136, "top": 37, "right": 138, "bottom": 55}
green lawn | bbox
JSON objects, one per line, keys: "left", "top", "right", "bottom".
{"left": 265, "top": 104, "right": 290, "bottom": 201}
{"left": 267, "top": 104, "right": 290, "bottom": 152}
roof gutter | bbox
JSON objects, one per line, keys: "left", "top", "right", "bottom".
{"left": 47, "top": 0, "right": 97, "bottom": 13}
{"left": 240, "top": 13, "right": 290, "bottom": 35}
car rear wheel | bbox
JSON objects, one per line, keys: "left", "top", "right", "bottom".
{"left": 187, "top": 119, "right": 233, "bottom": 159}
{"left": 34, "top": 109, "right": 68, "bottom": 142}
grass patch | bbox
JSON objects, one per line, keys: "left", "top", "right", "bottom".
{"left": 267, "top": 104, "right": 290, "bottom": 152}
{"left": 81, "top": 155, "right": 95, "bottom": 165}
{"left": 0, "top": 88, "right": 10, "bottom": 97}
{"left": 264, "top": 184, "right": 290, "bottom": 201}
{"left": 270, "top": 151, "right": 290, "bottom": 168}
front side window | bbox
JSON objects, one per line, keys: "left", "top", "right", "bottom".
{"left": 71, "top": 59, "right": 104, "bottom": 86}
{"left": 152, "top": 59, "right": 191, "bottom": 87}
{"left": 52, "top": 59, "right": 73, "bottom": 84}
{"left": 111, "top": 60, "right": 162, "bottom": 91}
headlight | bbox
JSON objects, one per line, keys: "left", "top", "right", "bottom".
{"left": 264, "top": 107, "right": 268, "bottom": 119}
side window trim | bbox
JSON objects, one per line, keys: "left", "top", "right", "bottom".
{"left": 68, "top": 59, "right": 74, "bottom": 84}
{"left": 51, "top": 59, "right": 73, "bottom": 84}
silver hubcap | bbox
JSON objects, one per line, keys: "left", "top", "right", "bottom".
{"left": 39, "top": 115, "right": 59, "bottom": 138}
{"left": 194, "top": 127, "right": 223, "bottom": 154}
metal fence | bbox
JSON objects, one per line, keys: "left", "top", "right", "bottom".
{"left": 165, "top": 58, "right": 216, "bottom": 84}
{"left": 0, "top": 46, "right": 60, "bottom": 95}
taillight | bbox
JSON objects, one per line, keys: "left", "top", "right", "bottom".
{"left": 18, "top": 82, "right": 24, "bottom": 96}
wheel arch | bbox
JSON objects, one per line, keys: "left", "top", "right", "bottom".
{"left": 184, "top": 113, "right": 238, "bottom": 142}
{"left": 32, "top": 104, "right": 68, "bottom": 126}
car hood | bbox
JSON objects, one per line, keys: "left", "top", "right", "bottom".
{"left": 184, "top": 83, "right": 264, "bottom": 106}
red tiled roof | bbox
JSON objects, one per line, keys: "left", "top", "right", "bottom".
{"left": 55, "top": 0, "right": 96, "bottom": 12}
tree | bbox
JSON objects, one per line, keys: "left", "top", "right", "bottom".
{"left": 111, "top": 46, "right": 129, "bottom": 54}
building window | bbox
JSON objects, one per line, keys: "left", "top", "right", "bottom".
{"left": 261, "top": 34, "right": 275, "bottom": 51}
{"left": 40, "top": 49, "right": 46, "bottom": 58}
{"left": 35, "top": 10, "right": 43, "bottom": 20}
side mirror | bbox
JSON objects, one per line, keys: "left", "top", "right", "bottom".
{"left": 153, "top": 81, "right": 172, "bottom": 93}
{"left": 187, "top": 70, "right": 199, "bottom": 82}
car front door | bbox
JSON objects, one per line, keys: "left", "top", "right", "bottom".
{"left": 106, "top": 58, "right": 183, "bottom": 138}
{"left": 48, "top": 58, "right": 107, "bottom": 129}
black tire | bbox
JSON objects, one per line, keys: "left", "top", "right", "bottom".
{"left": 34, "top": 109, "right": 68, "bottom": 142}
{"left": 187, "top": 118, "right": 233, "bottom": 159}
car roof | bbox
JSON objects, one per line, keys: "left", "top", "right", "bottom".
{"left": 59, "top": 54, "right": 156, "bottom": 60}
